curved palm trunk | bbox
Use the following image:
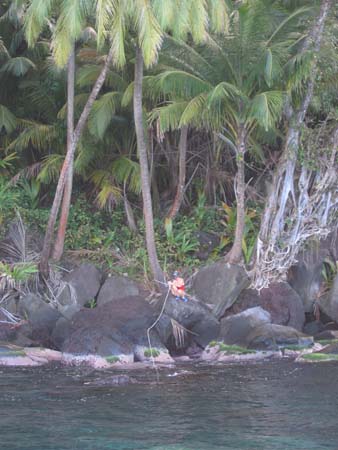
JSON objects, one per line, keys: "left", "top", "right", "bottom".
{"left": 52, "top": 48, "right": 75, "bottom": 261}
{"left": 134, "top": 46, "right": 164, "bottom": 285}
{"left": 39, "top": 45, "right": 115, "bottom": 275}
{"left": 166, "top": 126, "right": 188, "bottom": 220}
{"left": 226, "top": 125, "right": 246, "bottom": 264}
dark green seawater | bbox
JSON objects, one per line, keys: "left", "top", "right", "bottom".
{"left": 0, "top": 359, "right": 337, "bottom": 450}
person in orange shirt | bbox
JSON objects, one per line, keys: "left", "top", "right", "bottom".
{"left": 168, "top": 271, "right": 188, "bottom": 302}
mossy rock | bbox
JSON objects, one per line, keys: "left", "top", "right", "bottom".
{"left": 317, "top": 339, "right": 338, "bottom": 346}
{"left": 0, "top": 350, "right": 27, "bottom": 357}
{"left": 144, "top": 348, "right": 160, "bottom": 358}
{"left": 302, "top": 353, "right": 338, "bottom": 362}
{"left": 105, "top": 356, "right": 120, "bottom": 364}
{"left": 208, "top": 341, "right": 256, "bottom": 354}
{"left": 217, "top": 342, "right": 255, "bottom": 354}
{"left": 284, "top": 344, "right": 313, "bottom": 351}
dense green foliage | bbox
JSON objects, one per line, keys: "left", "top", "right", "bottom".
{"left": 0, "top": 0, "right": 337, "bottom": 283}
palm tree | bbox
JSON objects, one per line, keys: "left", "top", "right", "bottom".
{"left": 97, "top": 0, "right": 229, "bottom": 283}
{"left": 24, "top": 0, "right": 117, "bottom": 274}
{"left": 147, "top": 1, "right": 310, "bottom": 263}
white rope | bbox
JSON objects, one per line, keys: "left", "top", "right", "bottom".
{"left": 146, "top": 284, "right": 171, "bottom": 382}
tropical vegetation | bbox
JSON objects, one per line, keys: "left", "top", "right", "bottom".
{"left": 0, "top": 0, "right": 337, "bottom": 290}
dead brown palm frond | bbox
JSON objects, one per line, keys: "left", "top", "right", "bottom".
{"left": 0, "top": 213, "right": 39, "bottom": 264}
{"left": 171, "top": 318, "right": 187, "bottom": 348}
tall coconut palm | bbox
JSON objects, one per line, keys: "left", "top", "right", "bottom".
{"left": 24, "top": 0, "right": 117, "bottom": 274}
{"left": 97, "top": 0, "right": 229, "bottom": 283}
{"left": 147, "top": 1, "right": 311, "bottom": 263}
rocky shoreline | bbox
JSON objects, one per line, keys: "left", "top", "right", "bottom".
{"left": 1, "top": 233, "right": 337, "bottom": 372}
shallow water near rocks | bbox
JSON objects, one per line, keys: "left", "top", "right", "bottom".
{"left": 0, "top": 359, "right": 337, "bottom": 450}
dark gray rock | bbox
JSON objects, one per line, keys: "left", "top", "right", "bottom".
{"left": 97, "top": 275, "right": 140, "bottom": 306}
{"left": 17, "top": 294, "right": 61, "bottom": 346}
{"left": 318, "top": 274, "right": 338, "bottom": 323}
{"left": 192, "top": 262, "right": 249, "bottom": 318}
{"left": 288, "top": 233, "right": 338, "bottom": 312}
{"left": 62, "top": 295, "right": 166, "bottom": 361}
{"left": 219, "top": 307, "right": 271, "bottom": 346}
{"left": 303, "top": 320, "right": 325, "bottom": 336}
{"left": 246, "top": 324, "right": 313, "bottom": 350}
{"left": 0, "top": 296, "right": 18, "bottom": 315}
{"left": 157, "top": 294, "right": 220, "bottom": 350}
{"left": 318, "top": 342, "right": 338, "bottom": 354}
{"left": 50, "top": 317, "right": 72, "bottom": 350}
{"left": 18, "top": 294, "right": 61, "bottom": 330}
{"left": 314, "top": 330, "right": 338, "bottom": 342}
{"left": 226, "top": 282, "right": 305, "bottom": 331}
{"left": 0, "top": 310, "right": 33, "bottom": 347}
{"left": 57, "top": 264, "right": 102, "bottom": 319}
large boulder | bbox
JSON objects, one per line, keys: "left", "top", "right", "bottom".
{"left": 156, "top": 294, "right": 220, "bottom": 350}
{"left": 225, "top": 282, "right": 305, "bottom": 331}
{"left": 17, "top": 294, "right": 61, "bottom": 345}
{"left": 288, "top": 233, "right": 338, "bottom": 312}
{"left": 192, "top": 262, "right": 249, "bottom": 318}
{"left": 50, "top": 317, "right": 72, "bottom": 350}
{"left": 219, "top": 307, "right": 271, "bottom": 346}
{"left": 61, "top": 295, "right": 170, "bottom": 363}
{"left": 246, "top": 324, "right": 313, "bottom": 350}
{"left": 0, "top": 311, "right": 34, "bottom": 347}
{"left": 57, "top": 263, "right": 102, "bottom": 319}
{"left": 318, "top": 274, "right": 338, "bottom": 323}
{"left": 97, "top": 275, "right": 140, "bottom": 306}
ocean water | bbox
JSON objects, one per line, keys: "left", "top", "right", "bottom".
{"left": 0, "top": 359, "right": 337, "bottom": 450}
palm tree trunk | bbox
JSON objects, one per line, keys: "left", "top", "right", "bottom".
{"left": 134, "top": 46, "right": 164, "bottom": 284}
{"left": 39, "top": 45, "right": 115, "bottom": 275}
{"left": 226, "top": 125, "right": 246, "bottom": 264}
{"left": 52, "top": 48, "right": 75, "bottom": 261}
{"left": 166, "top": 126, "right": 188, "bottom": 220}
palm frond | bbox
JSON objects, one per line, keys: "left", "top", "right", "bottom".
{"left": 208, "top": 0, "right": 229, "bottom": 34}
{"left": 180, "top": 93, "right": 208, "bottom": 127}
{"left": 95, "top": 0, "right": 116, "bottom": 48}
{"left": 152, "top": 70, "right": 212, "bottom": 100}
{"left": 0, "top": 105, "right": 17, "bottom": 134}
{"left": 57, "top": 93, "right": 90, "bottom": 120}
{"left": 0, "top": 38, "right": 10, "bottom": 61}
{"left": 188, "top": 0, "right": 208, "bottom": 44}
{"left": 52, "top": 0, "right": 89, "bottom": 67}
{"left": 90, "top": 168, "right": 121, "bottom": 210}
{"left": 134, "top": 0, "right": 163, "bottom": 67}
{"left": 0, "top": 152, "right": 17, "bottom": 170}
{"left": 0, "top": 57, "right": 36, "bottom": 77}
{"left": 37, "top": 153, "right": 64, "bottom": 184}
{"left": 7, "top": 120, "right": 58, "bottom": 153}
{"left": 110, "top": 0, "right": 127, "bottom": 68}
{"left": 24, "top": 0, "right": 54, "bottom": 47}
{"left": 88, "top": 91, "right": 122, "bottom": 139}
{"left": 112, "top": 156, "right": 141, "bottom": 193}
{"left": 121, "top": 81, "right": 134, "bottom": 107}
{"left": 76, "top": 64, "right": 128, "bottom": 91}
{"left": 149, "top": 101, "right": 188, "bottom": 132}
{"left": 152, "top": 0, "right": 176, "bottom": 32}
{"left": 249, "top": 91, "right": 285, "bottom": 131}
